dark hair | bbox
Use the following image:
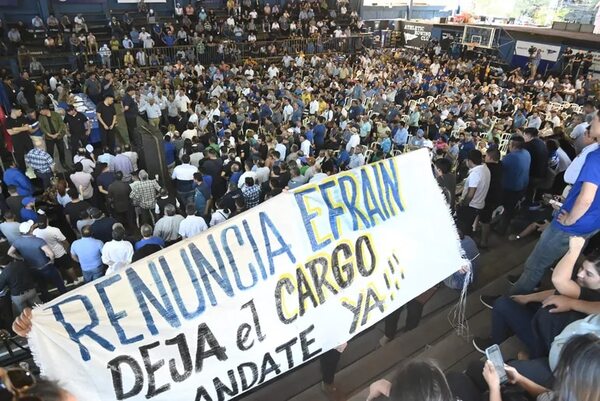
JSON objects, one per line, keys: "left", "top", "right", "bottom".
{"left": 185, "top": 203, "right": 197, "bottom": 216}
{"left": 193, "top": 172, "right": 203, "bottom": 182}
{"left": 434, "top": 158, "right": 452, "bottom": 174}
{"left": 388, "top": 359, "right": 453, "bottom": 401}
{"left": 584, "top": 249, "right": 600, "bottom": 275}
{"left": 4, "top": 211, "right": 15, "bottom": 220}
{"left": 510, "top": 135, "right": 525, "bottom": 149}
{"left": 486, "top": 149, "right": 500, "bottom": 162}
{"left": 553, "top": 334, "right": 600, "bottom": 401}
{"left": 21, "top": 379, "right": 67, "bottom": 401}
{"left": 245, "top": 177, "right": 255, "bottom": 186}
{"left": 181, "top": 154, "right": 191, "bottom": 164}
{"left": 524, "top": 127, "right": 539, "bottom": 137}
{"left": 66, "top": 187, "right": 78, "bottom": 198}
{"left": 112, "top": 225, "right": 126, "bottom": 241}
{"left": 467, "top": 149, "right": 482, "bottom": 165}
{"left": 37, "top": 214, "right": 48, "bottom": 229}
{"left": 546, "top": 139, "right": 559, "bottom": 153}
{"left": 115, "top": 171, "right": 123, "bottom": 180}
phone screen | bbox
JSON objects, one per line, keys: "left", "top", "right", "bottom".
{"left": 486, "top": 344, "right": 508, "bottom": 384}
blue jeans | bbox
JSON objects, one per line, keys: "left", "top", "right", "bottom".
{"left": 82, "top": 266, "right": 104, "bottom": 283}
{"left": 492, "top": 296, "right": 539, "bottom": 354}
{"left": 512, "top": 223, "right": 598, "bottom": 295}
{"left": 36, "top": 264, "right": 67, "bottom": 298}
{"left": 511, "top": 223, "right": 570, "bottom": 295}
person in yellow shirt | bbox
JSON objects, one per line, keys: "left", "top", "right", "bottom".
{"left": 123, "top": 51, "right": 134, "bottom": 66}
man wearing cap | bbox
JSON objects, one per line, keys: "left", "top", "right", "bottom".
{"left": 8, "top": 220, "right": 67, "bottom": 298}
{"left": 20, "top": 197, "right": 38, "bottom": 223}
{"left": 38, "top": 105, "right": 67, "bottom": 167}
{"left": 123, "top": 86, "right": 139, "bottom": 147}
{"left": 24, "top": 142, "right": 54, "bottom": 190}
{"left": 96, "top": 95, "right": 117, "bottom": 150}
{"left": 5, "top": 106, "right": 34, "bottom": 171}
{"left": 64, "top": 105, "right": 91, "bottom": 153}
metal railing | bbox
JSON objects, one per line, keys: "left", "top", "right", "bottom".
{"left": 12, "top": 34, "right": 374, "bottom": 73}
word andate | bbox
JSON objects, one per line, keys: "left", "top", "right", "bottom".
{"left": 28, "top": 150, "right": 466, "bottom": 401}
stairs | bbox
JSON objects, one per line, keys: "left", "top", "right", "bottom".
{"left": 238, "top": 236, "right": 538, "bottom": 401}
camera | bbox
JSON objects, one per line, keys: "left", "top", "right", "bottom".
{"left": 528, "top": 46, "right": 537, "bottom": 55}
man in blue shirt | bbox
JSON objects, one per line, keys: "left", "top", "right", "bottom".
{"left": 163, "top": 134, "right": 176, "bottom": 168}
{"left": 498, "top": 136, "right": 531, "bottom": 233}
{"left": 8, "top": 220, "right": 67, "bottom": 298}
{"left": 70, "top": 225, "right": 105, "bottom": 283}
{"left": 313, "top": 117, "right": 327, "bottom": 152}
{"left": 2, "top": 160, "right": 33, "bottom": 196}
{"left": 510, "top": 112, "right": 600, "bottom": 295}
{"left": 20, "top": 197, "right": 38, "bottom": 223}
{"left": 135, "top": 224, "right": 165, "bottom": 251}
{"left": 392, "top": 121, "right": 409, "bottom": 151}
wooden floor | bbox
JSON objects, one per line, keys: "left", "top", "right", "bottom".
{"left": 238, "top": 234, "right": 537, "bottom": 401}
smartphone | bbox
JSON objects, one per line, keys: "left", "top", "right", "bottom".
{"left": 549, "top": 199, "right": 563, "bottom": 208}
{"left": 485, "top": 344, "right": 508, "bottom": 384}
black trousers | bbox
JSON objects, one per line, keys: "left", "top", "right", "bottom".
{"left": 70, "top": 134, "right": 86, "bottom": 153}
{"left": 456, "top": 205, "right": 480, "bottom": 236}
{"left": 384, "top": 300, "right": 425, "bottom": 339}
{"left": 12, "top": 138, "right": 32, "bottom": 171}
{"left": 46, "top": 138, "right": 66, "bottom": 164}
{"left": 100, "top": 127, "right": 116, "bottom": 151}
{"left": 319, "top": 349, "right": 341, "bottom": 385}
{"left": 125, "top": 115, "right": 138, "bottom": 148}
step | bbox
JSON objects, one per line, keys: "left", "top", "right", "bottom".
{"left": 239, "top": 237, "right": 536, "bottom": 401}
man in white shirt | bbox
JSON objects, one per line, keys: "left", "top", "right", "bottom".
{"left": 172, "top": 154, "right": 198, "bottom": 205}
{"left": 346, "top": 128, "right": 360, "bottom": 152}
{"left": 275, "top": 137, "right": 287, "bottom": 161}
{"left": 309, "top": 98, "right": 320, "bottom": 115}
{"left": 33, "top": 215, "right": 77, "bottom": 282}
{"left": 457, "top": 150, "right": 491, "bottom": 236}
{"left": 178, "top": 204, "right": 208, "bottom": 239}
{"left": 238, "top": 161, "right": 258, "bottom": 189}
{"left": 348, "top": 145, "right": 366, "bottom": 169}
{"left": 300, "top": 134, "right": 311, "bottom": 156}
{"left": 550, "top": 110, "right": 562, "bottom": 128}
{"left": 282, "top": 99, "right": 293, "bottom": 122}
{"left": 527, "top": 112, "right": 542, "bottom": 130}
{"left": 102, "top": 225, "right": 133, "bottom": 275}
{"left": 175, "top": 90, "right": 191, "bottom": 113}
{"left": 268, "top": 64, "right": 279, "bottom": 79}
{"left": 143, "top": 97, "right": 162, "bottom": 127}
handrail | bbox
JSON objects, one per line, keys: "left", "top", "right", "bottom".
{"left": 10, "top": 34, "right": 374, "bottom": 72}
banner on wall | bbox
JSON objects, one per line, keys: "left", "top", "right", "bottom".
{"left": 401, "top": 22, "right": 432, "bottom": 49}
{"left": 28, "top": 150, "right": 466, "bottom": 401}
{"left": 514, "top": 40, "right": 561, "bottom": 62}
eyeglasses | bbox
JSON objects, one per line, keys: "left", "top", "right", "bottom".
{"left": 0, "top": 368, "right": 39, "bottom": 401}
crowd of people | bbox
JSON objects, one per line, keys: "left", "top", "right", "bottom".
{"left": 0, "top": 0, "right": 365, "bottom": 68}
{"left": 0, "top": 11, "right": 599, "bottom": 400}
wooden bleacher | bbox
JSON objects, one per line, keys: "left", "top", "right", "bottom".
{"left": 239, "top": 236, "right": 537, "bottom": 401}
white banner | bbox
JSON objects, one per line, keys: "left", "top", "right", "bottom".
{"left": 28, "top": 150, "right": 465, "bottom": 401}
{"left": 514, "top": 40, "right": 561, "bottom": 62}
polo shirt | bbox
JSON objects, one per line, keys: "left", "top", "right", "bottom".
{"left": 71, "top": 237, "right": 104, "bottom": 271}
{"left": 554, "top": 149, "right": 600, "bottom": 235}
{"left": 33, "top": 226, "right": 67, "bottom": 258}
{"left": 0, "top": 222, "right": 20, "bottom": 244}
{"left": 462, "top": 164, "right": 491, "bottom": 210}
{"left": 20, "top": 208, "right": 38, "bottom": 223}
{"left": 91, "top": 216, "right": 118, "bottom": 243}
{"left": 135, "top": 236, "right": 165, "bottom": 251}
{"left": 178, "top": 215, "right": 208, "bottom": 238}
{"left": 501, "top": 150, "right": 531, "bottom": 192}
{"left": 12, "top": 235, "right": 50, "bottom": 269}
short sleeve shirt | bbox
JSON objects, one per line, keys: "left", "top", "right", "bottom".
{"left": 462, "top": 164, "right": 491, "bottom": 210}
{"left": 33, "top": 227, "right": 67, "bottom": 258}
{"left": 555, "top": 149, "right": 600, "bottom": 235}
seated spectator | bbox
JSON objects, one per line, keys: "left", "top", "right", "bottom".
{"left": 474, "top": 237, "right": 600, "bottom": 359}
